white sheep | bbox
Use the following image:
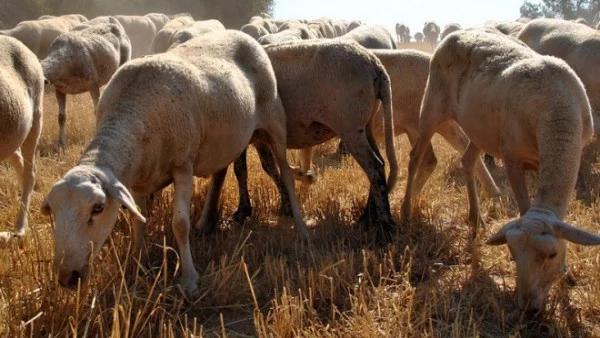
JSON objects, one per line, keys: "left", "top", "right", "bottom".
{"left": 232, "top": 39, "right": 399, "bottom": 238}
{"left": 401, "top": 29, "right": 599, "bottom": 312}
{"left": 115, "top": 15, "right": 159, "bottom": 58}
{"left": 0, "top": 36, "right": 44, "bottom": 242}
{"left": 258, "top": 22, "right": 317, "bottom": 45}
{"left": 42, "top": 30, "right": 308, "bottom": 297}
{"left": 440, "top": 23, "right": 461, "bottom": 41}
{"left": 168, "top": 19, "right": 226, "bottom": 50}
{"left": 41, "top": 20, "right": 131, "bottom": 148}
{"left": 144, "top": 13, "right": 170, "bottom": 31}
{"left": 336, "top": 24, "right": 396, "bottom": 49}
{"left": 517, "top": 18, "right": 600, "bottom": 136}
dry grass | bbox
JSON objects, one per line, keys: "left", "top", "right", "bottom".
{"left": 1, "top": 92, "right": 600, "bottom": 337}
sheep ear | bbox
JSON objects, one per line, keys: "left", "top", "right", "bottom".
{"left": 41, "top": 199, "right": 51, "bottom": 216}
{"left": 486, "top": 222, "right": 516, "bottom": 245}
{"left": 106, "top": 181, "right": 146, "bottom": 223}
{"left": 554, "top": 221, "right": 600, "bottom": 245}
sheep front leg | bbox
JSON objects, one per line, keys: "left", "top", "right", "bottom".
{"left": 172, "top": 167, "right": 200, "bottom": 297}
{"left": 504, "top": 157, "right": 531, "bottom": 216}
{"left": 461, "top": 142, "right": 485, "bottom": 232}
{"left": 89, "top": 84, "right": 100, "bottom": 112}
{"left": 132, "top": 194, "right": 151, "bottom": 256}
{"left": 56, "top": 91, "right": 67, "bottom": 148}
{"left": 291, "top": 147, "right": 315, "bottom": 185}
{"left": 233, "top": 149, "right": 253, "bottom": 225}
{"left": 195, "top": 167, "right": 227, "bottom": 234}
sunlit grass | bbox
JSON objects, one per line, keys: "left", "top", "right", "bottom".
{"left": 0, "top": 90, "right": 599, "bottom": 337}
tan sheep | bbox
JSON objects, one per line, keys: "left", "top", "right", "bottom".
{"left": 258, "top": 22, "right": 317, "bottom": 45}
{"left": 240, "top": 23, "right": 269, "bottom": 40}
{"left": 42, "top": 30, "right": 307, "bottom": 297}
{"left": 395, "top": 23, "right": 410, "bottom": 44}
{"left": 144, "top": 13, "right": 170, "bottom": 31}
{"left": 233, "top": 39, "right": 399, "bottom": 238}
{"left": 115, "top": 15, "right": 159, "bottom": 58}
{"left": 151, "top": 15, "right": 194, "bottom": 53}
{"left": 0, "top": 16, "right": 80, "bottom": 59}
{"left": 41, "top": 21, "right": 132, "bottom": 148}
{"left": 401, "top": 29, "right": 599, "bottom": 312}
{"left": 168, "top": 19, "right": 226, "bottom": 50}
{"left": 491, "top": 21, "right": 525, "bottom": 37}
{"left": 307, "top": 18, "right": 336, "bottom": 38}
{"left": 440, "top": 23, "right": 461, "bottom": 41}
{"left": 336, "top": 24, "right": 396, "bottom": 49}
{"left": 0, "top": 36, "right": 44, "bottom": 243}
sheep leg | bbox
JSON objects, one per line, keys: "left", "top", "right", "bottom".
{"left": 195, "top": 167, "right": 228, "bottom": 234}
{"left": 406, "top": 127, "right": 438, "bottom": 197}
{"left": 291, "top": 147, "right": 315, "bottom": 185}
{"left": 89, "top": 85, "right": 100, "bottom": 110}
{"left": 462, "top": 141, "right": 485, "bottom": 231}
{"left": 56, "top": 90, "right": 67, "bottom": 148}
{"left": 0, "top": 151, "right": 27, "bottom": 242}
{"left": 263, "top": 126, "right": 309, "bottom": 240}
{"left": 254, "top": 142, "right": 294, "bottom": 217}
{"left": 232, "top": 149, "right": 253, "bottom": 225}
{"left": 436, "top": 120, "right": 501, "bottom": 198}
{"left": 359, "top": 117, "right": 387, "bottom": 225}
{"left": 171, "top": 166, "right": 200, "bottom": 297}
{"left": 343, "top": 132, "right": 395, "bottom": 237}
{"left": 504, "top": 158, "right": 531, "bottom": 216}
{"left": 132, "top": 195, "right": 150, "bottom": 255}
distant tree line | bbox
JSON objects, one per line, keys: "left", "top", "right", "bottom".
{"left": 11, "top": 0, "right": 274, "bottom": 28}
{"left": 521, "top": 0, "right": 600, "bottom": 24}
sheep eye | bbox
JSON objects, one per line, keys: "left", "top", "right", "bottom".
{"left": 549, "top": 252, "right": 557, "bottom": 259}
{"left": 92, "top": 203, "right": 104, "bottom": 215}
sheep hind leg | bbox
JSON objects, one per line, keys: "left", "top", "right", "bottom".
{"left": 358, "top": 118, "right": 386, "bottom": 227}
{"left": 195, "top": 167, "right": 228, "bottom": 234}
{"left": 0, "top": 151, "right": 26, "bottom": 243}
{"left": 171, "top": 166, "right": 200, "bottom": 298}
{"left": 232, "top": 149, "right": 252, "bottom": 225}
{"left": 56, "top": 91, "right": 67, "bottom": 149}
{"left": 406, "top": 127, "right": 438, "bottom": 200}
{"left": 253, "top": 142, "right": 295, "bottom": 218}
{"left": 261, "top": 126, "right": 309, "bottom": 241}
{"left": 343, "top": 132, "right": 395, "bottom": 239}
{"left": 462, "top": 141, "right": 485, "bottom": 234}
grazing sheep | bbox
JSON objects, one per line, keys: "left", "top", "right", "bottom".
{"left": 401, "top": 29, "right": 598, "bottom": 312}
{"left": 42, "top": 30, "right": 307, "bottom": 297}
{"left": 336, "top": 24, "right": 396, "bottom": 49}
{"left": 41, "top": 21, "right": 131, "bottom": 148}
{"left": 517, "top": 19, "right": 600, "bottom": 136}
{"left": 422, "top": 21, "right": 440, "bottom": 48}
{"left": 414, "top": 32, "right": 424, "bottom": 42}
{"left": 395, "top": 23, "right": 410, "bottom": 43}
{"left": 144, "top": 13, "right": 170, "bottom": 31}
{"left": 258, "top": 23, "right": 317, "bottom": 45}
{"left": 115, "top": 15, "right": 159, "bottom": 58}
{"left": 151, "top": 15, "right": 194, "bottom": 53}
{"left": 241, "top": 23, "right": 269, "bottom": 40}
{"left": 168, "top": 20, "right": 226, "bottom": 50}
{"left": 440, "top": 23, "right": 461, "bottom": 40}
{"left": 0, "top": 36, "right": 44, "bottom": 243}
{"left": 491, "top": 21, "right": 525, "bottom": 37}
{"left": 233, "top": 39, "right": 399, "bottom": 237}
{"left": 0, "top": 17, "right": 79, "bottom": 59}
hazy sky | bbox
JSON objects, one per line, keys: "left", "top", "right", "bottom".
{"left": 273, "top": 0, "right": 526, "bottom": 36}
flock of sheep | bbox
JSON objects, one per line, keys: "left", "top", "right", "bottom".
{"left": 1, "top": 11, "right": 600, "bottom": 316}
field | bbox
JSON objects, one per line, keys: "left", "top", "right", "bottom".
{"left": 1, "top": 90, "right": 600, "bottom": 338}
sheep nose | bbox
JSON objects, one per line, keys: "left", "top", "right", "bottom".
{"left": 59, "top": 270, "right": 82, "bottom": 289}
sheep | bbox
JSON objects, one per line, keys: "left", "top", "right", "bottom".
{"left": 307, "top": 18, "right": 336, "bottom": 38}
{"left": 151, "top": 15, "right": 194, "bottom": 53}
{"left": 491, "top": 21, "right": 525, "bottom": 37}
{"left": 258, "top": 23, "right": 317, "bottom": 45}
{"left": 241, "top": 23, "right": 269, "bottom": 40}
{"left": 115, "top": 15, "right": 159, "bottom": 58}
{"left": 414, "top": 32, "right": 424, "bottom": 42}
{"left": 0, "top": 16, "right": 79, "bottom": 59}
{"left": 440, "top": 23, "right": 461, "bottom": 41}
{"left": 401, "top": 29, "right": 599, "bottom": 312}
{"left": 336, "top": 24, "right": 396, "bottom": 49}
{"left": 517, "top": 19, "right": 600, "bottom": 137}
{"left": 572, "top": 17, "right": 590, "bottom": 26}
{"left": 332, "top": 20, "right": 350, "bottom": 37}
{"left": 395, "top": 23, "right": 410, "bottom": 44}
{"left": 422, "top": 21, "right": 440, "bottom": 48}
{"left": 168, "top": 20, "right": 226, "bottom": 50}
{"left": 41, "top": 21, "right": 131, "bottom": 148}
{"left": 144, "top": 13, "right": 170, "bottom": 31}
{"left": 247, "top": 15, "right": 278, "bottom": 34}
{"left": 0, "top": 36, "right": 44, "bottom": 243}
{"left": 231, "top": 39, "right": 399, "bottom": 238}
{"left": 42, "top": 30, "right": 308, "bottom": 297}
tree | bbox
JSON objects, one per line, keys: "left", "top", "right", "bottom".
{"left": 521, "top": 0, "right": 600, "bottom": 24}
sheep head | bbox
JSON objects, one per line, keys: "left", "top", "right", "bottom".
{"left": 487, "top": 207, "right": 600, "bottom": 313}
